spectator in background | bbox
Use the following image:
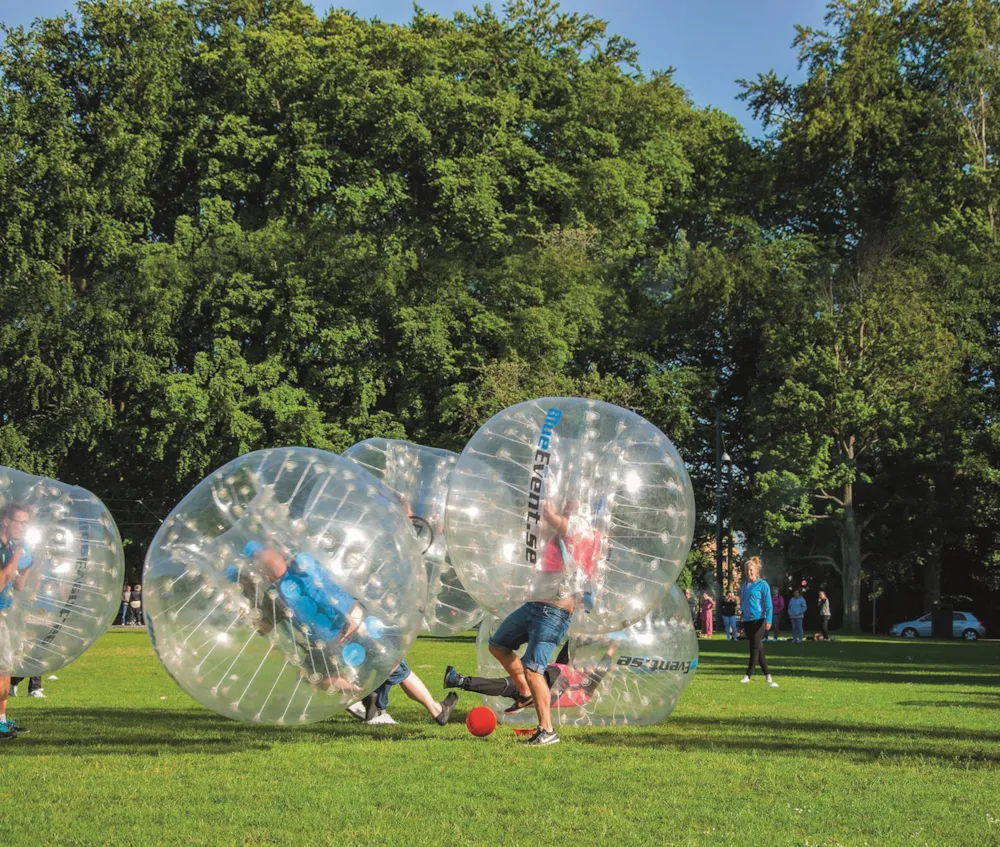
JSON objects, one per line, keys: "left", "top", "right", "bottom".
{"left": 788, "top": 589, "right": 807, "bottom": 643}
{"left": 739, "top": 556, "right": 777, "bottom": 687}
{"left": 685, "top": 589, "right": 700, "bottom": 633}
{"left": 117, "top": 583, "right": 131, "bottom": 626}
{"left": 700, "top": 592, "right": 715, "bottom": 638}
{"left": 817, "top": 591, "right": 831, "bottom": 640}
{"left": 126, "top": 584, "right": 144, "bottom": 626}
{"left": 770, "top": 588, "right": 785, "bottom": 641}
{"left": 721, "top": 592, "right": 738, "bottom": 640}
{"left": 10, "top": 675, "right": 43, "bottom": 698}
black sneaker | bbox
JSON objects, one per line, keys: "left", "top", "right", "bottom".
{"left": 525, "top": 727, "right": 559, "bottom": 746}
{"left": 0, "top": 720, "right": 17, "bottom": 741}
{"left": 443, "top": 665, "right": 465, "bottom": 689}
{"left": 6, "top": 718, "right": 28, "bottom": 735}
{"left": 361, "top": 693, "right": 378, "bottom": 722}
{"left": 435, "top": 692, "right": 458, "bottom": 726}
{"left": 504, "top": 693, "right": 533, "bottom": 715}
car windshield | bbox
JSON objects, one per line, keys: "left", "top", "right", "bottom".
{"left": 918, "top": 614, "right": 931, "bottom": 622}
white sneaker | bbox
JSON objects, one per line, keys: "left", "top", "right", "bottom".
{"left": 366, "top": 711, "right": 396, "bottom": 725}
{"left": 766, "top": 676, "right": 779, "bottom": 688}
{"left": 346, "top": 702, "right": 366, "bottom": 721}
{"left": 740, "top": 675, "right": 751, "bottom": 684}
{"left": 29, "top": 690, "right": 45, "bottom": 698}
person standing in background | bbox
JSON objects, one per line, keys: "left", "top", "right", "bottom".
{"left": 739, "top": 557, "right": 777, "bottom": 687}
{"left": 721, "top": 592, "right": 738, "bottom": 640}
{"left": 700, "top": 592, "right": 715, "bottom": 639}
{"left": 770, "top": 588, "right": 785, "bottom": 641}
{"left": 9, "top": 675, "right": 43, "bottom": 698}
{"left": 787, "top": 589, "right": 807, "bottom": 643}
{"left": 117, "top": 583, "right": 131, "bottom": 626}
{"left": 685, "top": 589, "right": 699, "bottom": 633}
{"left": 817, "top": 591, "right": 832, "bottom": 640}
{"left": 127, "top": 584, "right": 144, "bottom": 626}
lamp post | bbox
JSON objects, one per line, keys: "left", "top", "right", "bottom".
{"left": 715, "top": 409, "right": 724, "bottom": 601}
{"left": 724, "top": 452, "right": 735, "bottom": 592}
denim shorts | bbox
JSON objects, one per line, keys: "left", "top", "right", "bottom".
{"left": 489, "top": 602, "right": 572, "bottom": 674}
{"left": 373, "top": 658, "right": 411, "bottom": 710}
{"left": 386, "top": 659, "right": 411, "bottom": 686}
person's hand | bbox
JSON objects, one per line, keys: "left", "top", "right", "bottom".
{"left": 766, "top": 623, "right": 772, "bottom": 631}
{"left": 322, "top": 676, "right": 363, "bottom": 694}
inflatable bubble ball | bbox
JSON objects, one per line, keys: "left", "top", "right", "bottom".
{"left": 343, "top": 438, "right": 483, "bottom": 636}
{"left": 0, "top": 466, "right": 123, "bottom": 678}
{"left": 474, "top": 585, "right": 697, "bottom": 726}
{"left": 143, "top": 448, "right": 427, "bottom": 724}
{"left": 445, "top": 398, "right": 695, "bottom": 634}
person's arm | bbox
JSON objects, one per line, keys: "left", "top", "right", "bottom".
{"left": 13, "top": 547, "right": 32, "bottom": 590}
{"left": 0, "top": 547, "right": 22, "bottom": 591}
{"left": 765, "top": 586, "right": 773, "bottom": 629}
{"left": 542, "top": 501, "right": 569, "bottom": 535}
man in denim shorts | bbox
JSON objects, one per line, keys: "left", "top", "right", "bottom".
{"left": 489, "top": 499, "right": 600, "bottom": 746}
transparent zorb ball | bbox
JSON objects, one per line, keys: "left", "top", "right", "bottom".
{"left": 475, "top": 585, "right": 697, "bottom": 726}
{"left": 0, "top": 466, "right": 123, "bottom": 677}
{"left": 344, "top": 438, "right": 483, "bottom": 636}
{"left": 445, "top": 398, "right": 695, "bottom": 634}
{"left": 143, "top": 448, "right": 427, "bottom": 724}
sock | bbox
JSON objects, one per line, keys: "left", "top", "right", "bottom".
{"left": 0, "top": 713, "right": 6, "bottom": 723}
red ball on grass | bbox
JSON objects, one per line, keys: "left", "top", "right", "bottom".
{"left": 466, "top": 706, "right": 497, "bottom": 738}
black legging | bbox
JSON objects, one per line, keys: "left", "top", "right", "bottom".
{"left": 821, "top": 617, "right": 830, "bottom": 639}
{"left": 743, "top": 618, "right": 770, "bottom": 677}
{"left": 462, "top": 665, "right": 562, "bottom": 699}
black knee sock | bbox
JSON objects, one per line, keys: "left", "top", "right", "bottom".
{"left": 461, "top": 675, "right": 519, "bottom": 699}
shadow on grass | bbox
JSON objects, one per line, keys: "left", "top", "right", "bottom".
{"left": 416, "top": 634, "right": 477, "bottom": 644}
{"left": 2, "top": 707, "right": 443, "bottom": 756}
{"left": 571, "top": 715, "right": 1000, "bottom": 767}
{"left": 695, "top": 641, "right": 1000, "bottom": 687}
{"left": 897, "top": 698, "right": 1000, "bottom": 710}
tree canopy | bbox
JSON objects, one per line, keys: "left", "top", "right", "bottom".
{"left": 0, "top": 0, "right": 996, "bottom": 630}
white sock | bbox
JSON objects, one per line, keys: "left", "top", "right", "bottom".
{"left": 0, "top": 713, "right": 5, "bottom": 722}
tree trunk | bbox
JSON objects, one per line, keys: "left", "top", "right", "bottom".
{"left": 922, "top": 553, "right": 942, "bottom": 613}
{"left": 839, "top": 480, "right": 863, "bottom": 631}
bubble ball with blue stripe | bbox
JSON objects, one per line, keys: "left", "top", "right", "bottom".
{"left": 445, "top": 397, "right": 696, "bottom": 636}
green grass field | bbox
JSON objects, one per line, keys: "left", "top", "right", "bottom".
{"left": 0, "top": 630, "right": 998, "bottom": 847}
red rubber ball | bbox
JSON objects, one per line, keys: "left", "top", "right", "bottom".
{"left": 466, "top": 706, "right": 497, "bottom": 738}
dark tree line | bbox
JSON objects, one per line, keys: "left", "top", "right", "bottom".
{"left": 0, "top": 0, "right": 996, "bottom": 629}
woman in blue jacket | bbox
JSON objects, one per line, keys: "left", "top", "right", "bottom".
{"left": 739, "top": 557, "right": 778, "bottom": 687}
{"left": 787, "top": 589, "right": 807, "bottom": 643}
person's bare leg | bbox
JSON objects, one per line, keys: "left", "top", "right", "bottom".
{"left": 399, "top": 673, "right": 442, "bottom": 718}
{"left": 0, "top": 675, "right": 8, "bottom": 718}
{"left": 489, "top": 645, "right": 530, "bottom": 697}
{"left": 526, "top": 669, "right": 553, "bottom": 731}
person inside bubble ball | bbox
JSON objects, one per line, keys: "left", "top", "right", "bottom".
{"left": 225, "top": 542, "right": 368, "bottom": 693}
{"left": 0, "top": 502, "right": 35, "bottom": 740}
{"left": 488, "top": 498, "right": 603, "bottom": 746}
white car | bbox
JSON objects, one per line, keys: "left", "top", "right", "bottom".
{"left": 889, "top": 611, "right": 986, "bottom": 640}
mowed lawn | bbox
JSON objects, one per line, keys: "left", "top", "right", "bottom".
{"left": 0, "top": 629, "right": 998, "bottom": 847}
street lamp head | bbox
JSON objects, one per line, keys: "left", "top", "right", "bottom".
{"left": 721, "top": 452, "right": 732, "bottom": 464}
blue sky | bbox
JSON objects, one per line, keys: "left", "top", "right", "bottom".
{"left": 0, "top": 0, "right": 830, "bottom": 135}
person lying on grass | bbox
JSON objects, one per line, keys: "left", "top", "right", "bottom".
{"left": 443, "top": 641, "right": 617, "bottom": 714}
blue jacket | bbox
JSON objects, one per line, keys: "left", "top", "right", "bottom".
{"left": 740, "top": 579, "right": 772, "bottom": 625}
{"left": 0, "top": 540, "right": 31, "bottom": 611}
{"left": 788, "top": 596, "right": 807, "bottom": 618}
